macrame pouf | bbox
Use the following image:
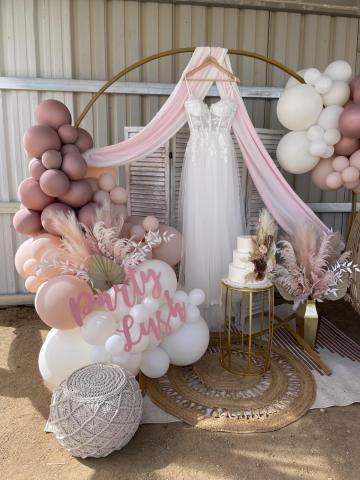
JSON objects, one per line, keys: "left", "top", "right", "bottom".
{"left": 46, "top": 363, "right": 143, "bottom": 458}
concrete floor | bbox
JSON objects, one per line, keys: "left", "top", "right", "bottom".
{"left": 0, "top": 303, "right": 359, "bottom": 480}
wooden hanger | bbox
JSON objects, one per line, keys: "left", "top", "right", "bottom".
{"left": 185, "top": 55, "right": 240, "bottom": 83}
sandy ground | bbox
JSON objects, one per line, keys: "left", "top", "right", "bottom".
{"left": 0, "top": 304, "right": 359, "bottom": 480}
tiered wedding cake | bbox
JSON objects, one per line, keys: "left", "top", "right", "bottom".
{"left": 228, "top": 236, "right": 255, "bottom": 285}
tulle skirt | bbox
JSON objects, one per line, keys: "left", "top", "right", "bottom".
{"left": 179, "top": 130, "right": 245, "bottom": 329}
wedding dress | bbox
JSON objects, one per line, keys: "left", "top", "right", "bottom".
{"left": 179, "top": 83, "right": 245, "bottom": 329}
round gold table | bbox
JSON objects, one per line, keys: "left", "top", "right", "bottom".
{"left": 219, "top": 279, "right": 275, "bottom": 376}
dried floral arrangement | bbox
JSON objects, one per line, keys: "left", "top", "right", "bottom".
{"left": 269, "top": 224, "right": 360, "bottom": 309}
{"left": 246, "top": 209, "right": 278, "bottom": 282}
{"left": 39, "top": 207, "right": 175, "bottom": 291}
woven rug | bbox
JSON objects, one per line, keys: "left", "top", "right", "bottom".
{"left": 145, "top": 345, "right": 316, "bottom": 433}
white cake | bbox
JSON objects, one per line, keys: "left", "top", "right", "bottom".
{"left": 228, "top": 236, "right": 255, "bottom": 285}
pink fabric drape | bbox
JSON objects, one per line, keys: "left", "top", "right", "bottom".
{"left": 83, "top": 47, "right": 327, "bottom": 235}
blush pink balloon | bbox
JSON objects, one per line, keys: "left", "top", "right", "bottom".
{"left": 339, "top": 103, "right": 360, "bottom": 138}
{"left": 35, "top": 99, "right": 72, "bottom": 129}
{"left": 35, "top": 275, "right": 93, "bottom": 329}
{"left": 23, "top": 258, "right": 38, "bottom": 276}
{"left": 29, "top": 158, "right": 46, "bottom": 180}
{"left": 75, "top": 128, "right": 93, "bottom": 152}
{"left": 40, "top": 169, "right": 70, "bottom": 197}
{"left": 15, "top": 238, "right": 35, "bottom": 278}
{"left": 311, "top": 158, "right": 335, "bottom": 191}
{"left": 325, "top": 171, "right": 343, "bottom": 190}
{"left": 18, "top": 178, "right": 55, "bottom": 211}
{"left": 25, "top": 275, "right": 43, "bottom": 293}
{"left": 62, "top": 144, "right": 80, "bottom": 155}
{"left": 341, "top": 166, "right": 360, "bottom": 183}
{"left": 109, "top": 186, "right": 128, "bottom": 205}
{"left": 41, "top": 203, "right": 74, "bottom": 234}
{"left": 152, "top": 225, "right": 183, "bottom": 266}
{"left": 23, "top": 125, "right": 61, "bottom": 159}
{"left": 143, "top": 215, "right": 159, "bottom": 232}
{"left": 58, "top": 179, "right": 93, "bottom": 208}
{"left": 93, "top": 190, "right": 110, "bottom": 204}
{"left": 30, "top": 233, "right": 62, "bottom": 260}
{"left": 13, "top": 208, "right": 42, "bottom": 235}
{"left": 332, "top": 156, "right": 349, "bottom": 172}
{"left": 58, "top": 124, "right": 79, "bottom": 144}
{"left": 349, "top": 149, "right": 360, "bottom": 169}
{"left": 61, "top": 152, "right": 87, "bottom": 180}
{"left": 42, "top": 150, "right": 62, "bottom": 169}
{"left": 130, "top": 224, "right": 146, "bottom": 241}
{"left": 77, "top": 203, "right": 97, "bottom": 228}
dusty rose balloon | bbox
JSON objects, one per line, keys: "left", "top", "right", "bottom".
{"left": 35, "top": 275, "right": 93, "bottom": 329}
{"left": 13, "top": 208, "right": 42, "bottom": 235}
{"left": 350, "top": 76, "right": 360, "bottom": 99}
{"left": 349, "top": 149, "right": 360, "bottom": 170}
{"left": 77, "top": 203, "right": 97, "bottom": 228}
{"left": 40, "top": 169, "right": 70, "bottom": 197}
{"left": 98, "top": 173, "right": 116, "bottom": 192}
{"left": 332, "top": 156, "right": 349, "bottom": 172}
{"left": 41, "top": 203, "right": 74, "bottom": 234}
{"left": 75, "top": 127, "right": 93, "bottom": 152}
{"left": 35, "top": 99, "right": 72, "bottom": 130}
{"left": 120, "top": 222, "right": 132, "bottom": 238}
{"left": 14, "top": 238, "right": 35, "bottom": 278}
{"left": 86, "top": 166, "right": 117, "bottom": 179}
{"left": 41, "top": 150, "right": 62, "bottom": 169}
{"left": 311, "top": 158, "right": 335, "bottom": 190}
{"left": 152, "top": 225, "right": 183, "bottom": 266}
{"left": 58, "top": 124, "right": 79, "bottom": 144}
{"left": 29, "top": 158, "right": 46, "bottom": 180}
{"left": 23, "top": 125, "right": 61, "bottom": 159}
{"left": 18, "top": 178, "right": 54, "bottom": 211}
{"left": 126, "top": 215, "right": 145, "bottom": 225}
{"left": 341, "top": 166, "right": 360, "bottom": 183}
{"left": 93, "top": 190, "right": 110, "bottom": 204}
{"left": 326, "top": 171, "right": 343, "bottom": 190}
{"left": 335, "top": 136, "right": 360, "bottom": 156}
{"left": 130, "top": 224, "right": 146, "bottom": 241}
{"left": 61, "top": 152, "right": 87, "bottom": 180}
{"left": 344, "top": 180, "right": 360, "bottom": 190}
{"left": 87, "top": 177, "right": 99, "bottom": 194}
{"left": 62, "top": 144, "right": 80, "bottom": 155}
{"left": 143, "top": 215, "right": 159, "bottom": 232}
{"left": 58, "top": 179, "right": 93, "bottom": 208}
{"left": 352, "top": 83, "right": 360, "bottom": 104}
{"left": 339, "top": 103, "right": 360, "bottom": 138}
{"left": 25, "top": 275, "right": 43, "bottom": 293}
{"left": 110, "top": 186, "right": 128, "bottom": 204}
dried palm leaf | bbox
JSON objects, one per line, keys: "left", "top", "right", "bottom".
{"left": 88, "top": 255, "right": 127, "bottom": 291}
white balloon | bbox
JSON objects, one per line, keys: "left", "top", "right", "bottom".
{"left": 146, "top": 330, "right": 162, "bottom": 350}
{"left": 142, "top": 296, "right": 160, "bottom": 313}
{"left": 80, "top": 311, "right": 117, "bottom": 346}
{"left": 105, "top": 334, "right": 125, "bottom": 355}
{"left": 188, "top": 288, "right": 206, "bottom": 306}
{"left": 309, "top": 139, "right": 328, "bottom": 157}
{"left": 304, "top": 67, "right": 321, "bottom": 85}
{"left": 277, "top": 84, "right": 323, "bottom": 131}
{"left": 322, "top": 145, "right": 335, "bottom": 159}
{"left": 135, "top": 259, "right": 177, "bottom": 303}
{"left": 125, "top": 322, "right": 150, "bottom": 354}
{"left": 159, "top": 304, "right": 183, "bottom": 333}
{"left": 161, "top": 317, "right": 209, "bottom": 366}
{"left": 186, "top": 304, "right": 201, "bottom": 323}
{"left": 277, "top": 131, "right": 320, "bottom": 174}
{"left": 111, "top": 351, "right": 142, "bottom": 375}
{"left": 173, "top": 290, "right": 189, "bottom": 304}
{"left": 324, "top": 60, "right": 352, "bottom": 82}
{"left": 38, "top": 328, "right": 92, "bottom": 386}
{"left": 140, "top": 347, "right": 170, "bottom": 378}
{"left": 322, "top": 81, "right": 350, "bottom": 106}
{"left": 324, "top": 128, "right": 341, "bottom": 146}
{"left": 129, "top": 304, "right": 149, "bottom": 324}
{"left": 91, "top": 346, "right": 111, "bottom": 363}
{"left": 317, "top": 105, "right": 343, "bottom": 130}
{"left": 285, "top": 69, "right": 306, "bottom": 89}
{"left": 314, "top": 75, "right": 333, "bottom": 94}
{"left": 107, "top": 285, "right": 131, "bottom": 327}
{"left": 307, "top": 125, "right": 324, "bottom": 141}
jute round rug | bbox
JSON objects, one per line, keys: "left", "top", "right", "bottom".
{"left": 145, "top": 346, "right": 316, "bottom": 433}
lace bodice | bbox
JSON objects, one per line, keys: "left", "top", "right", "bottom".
{"left": 185, "top": 96, "right": 237, "bottom": 134}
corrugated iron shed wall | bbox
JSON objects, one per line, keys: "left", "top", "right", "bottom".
{"left": 0, "top": 0, "right": 359, "bottom": 295}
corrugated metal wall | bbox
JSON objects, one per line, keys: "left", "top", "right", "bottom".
{"left": 0, "top": 0, "right": 359, "bottom": 295}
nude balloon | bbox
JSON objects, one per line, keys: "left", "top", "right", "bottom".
{"left": 152, "top": 225, "right": 183, "bottom": 266}
{"left": 23, "top": 125, "right": 61, "bottom": 159}
{"left": 75, "top": 128, "right": 93, "bottom": 152}
{"left": 86, "top": 166, "right": 117, "bottom": 179}
{"left": 25, "top": 275, "right": 43, "bottom": 293}
{"left": 40, "top": 169, "right": 70, "bottom": 197}
{"left": 326, "top": 171, "right": 343, "bottom": 190}
{"left": 15, "top": 238, "right": 35, "bottom": 278}
{"left": 334, "top": 136, "right": 360, "bottom": 156}
{"left": 311, "top": 158, "right": 336, "bottom": 191}
{"left": 58, "top": 179, "right": 93, "bottom": 208}
{"left": 339, "top": 103, "right": 360, "bottom": 138}
{"left": 61, "top": 152, "right": 87, "bottom": 180}
{"left": 341, "top": 166, "right": 360, "bottom": 183}
{"left": 332, "top": 156, "right": 349, "bottom": 172}
{"left": 58, "top": 124, "right": 79, "bottom": 144}
{"left": 350, "top": 150, "right": 360, "bottom": 170}
{"left": 30, "top": 233, "right": 62, "bottom": 260}
{"left": 130, "top": 224, "right": 146, "bottom": 241}
{"left": 35, "top": 275, "right": 93, "bottom": 329}
{"left": 35, "top": 99, "right": 72, "bottom": 130}
{"left": 13, "top": 208, "right": 42, "bottom": 235}
{"left": 29, "top": 158, "right": 46, "bottom": 180}
{"left": 42, "top": 150, "right": 62, "bottom": 169}
{"left": 77, "top": 203, "right": 97, "bottom": 228}
{"left": 41, "top": 203, "right": 74, "bottom": 234}
{"left": 18, "top": 178, "right": 54, "bottom": 211}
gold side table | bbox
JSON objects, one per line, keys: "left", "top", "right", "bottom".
{"left": 219, "top": 279, "right": 275, "bottom": 376}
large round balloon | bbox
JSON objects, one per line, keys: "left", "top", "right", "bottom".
{"left": 58, "top": 179, "right": 93, "bottom": 208}
{"left": 23, "top": 125, "right": 61, "bottom": 159}
{"left": 134, "top": 259, "right": 177, "bottom": 303}
{"left": 277, "top": 131, "right": 319, "bottom": 174}
{"left": 317, "top": 105, "right": 343, "bottom": 130}
{"left": 339, "top": 103, "right": 360, "bottom": 139}
{"left": 39, "top": 328, "right": 92, "bottom": 386}
{"left": 284, "top": 69, "right": 306, "bottom": 89}
{"left": 75, "top": 128, "right": 94, "bottom": 152}
{"left": 40, "top": 169, "right": 70, "bottom": 197}
{"left": 161, "top": 317, "right": 209, "bottom": 366}
{"left": 35, "top": 99, "right": 72, "bottom": 130}
{"left": 13, "top": 208, "right": 42, "bottom": 235}
{"left": 152, "top": 225, "right": 183, "bottom": 266}
{"left": 311, "top": 158, "right": 336, "bottom": 191}
{"left": 277, "top": 84, "right": 323, "bottom": 131}
{"left": 140, "top": 347, "right": 170, "bottom": 378}
{"left": 35, "top": 275, "right": 93, "bottom": 329}
{"left": 61, "top": 152, "right": 87, "bottom": 180}
{"left": 17, "top": 178, "right": 54, "bottom": 211}
{"left": 322, "top": 81, "right": 350, "bottom": 107}
{"left": 41, "top": 203, "right": 74, "bottom": 234}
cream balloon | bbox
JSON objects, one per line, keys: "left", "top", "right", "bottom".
{"left": 285, "top": 69, "right": 306, "bottom": 89}
{"left": 277, "top": 84, "right": 323, "bottom": 131}
{"left": 324, "top": 60, "right": 352, "bottom": 82}
{"left": 80, "top": 311, "right": 117, "bottom": 346}
{"left": 90, "top": 346, "right": 111, "bottom": 363}
{"left": 111, "top": 351, "right": 142, "bottom": 376}
{"left": 322, "top": 81, "right": 350, "bottom": 107}
{"left": 277, "top": 131, "right": 320, "bottom": 174}
{"left": 140, "top": 347, "right": 170, "bottom": 378}
{"left": 314, "top": 75, "right": 333, "bottom": 95}
{"left": 304, "top": 68, "right": 321, "bottom": 86}
{"left": 317, "top": 105, "right": 343, "bottom": 130}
